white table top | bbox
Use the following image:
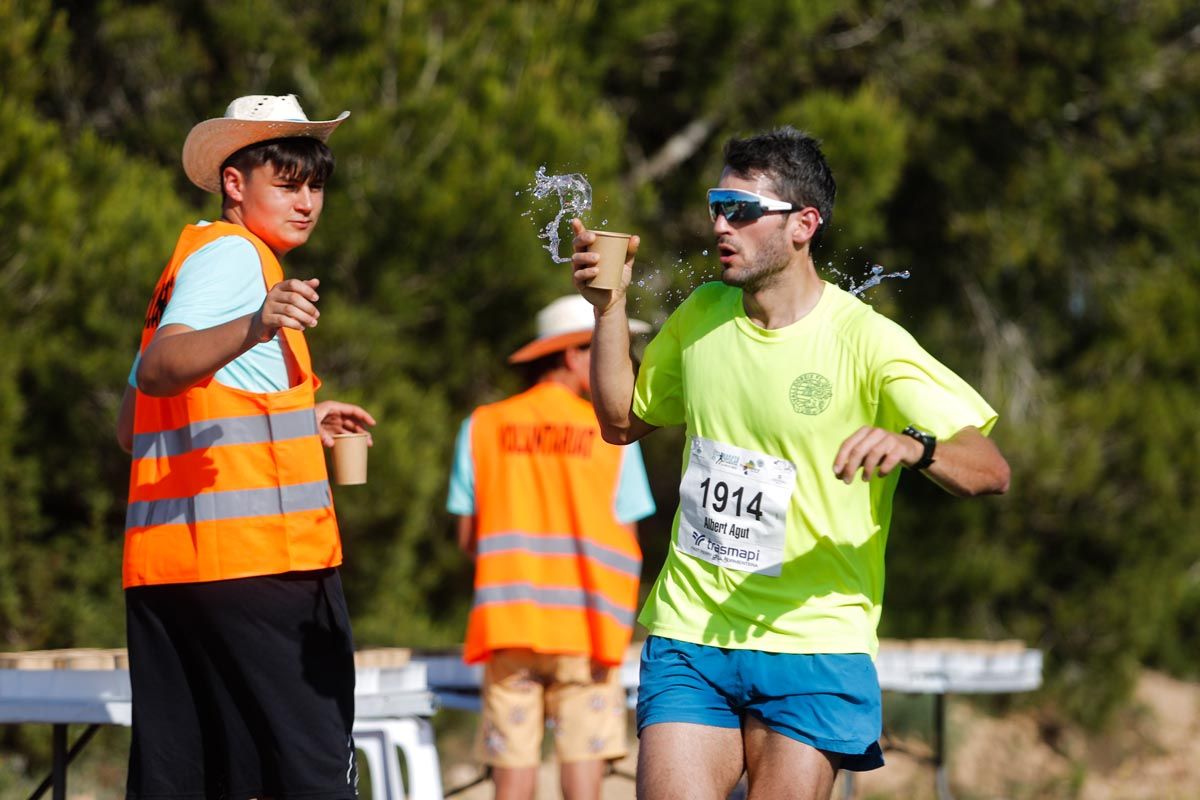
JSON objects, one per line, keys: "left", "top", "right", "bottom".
{"left": 875, "top": 639, "right": 1043, "bottom": 694}
{"left": 0, "top": 639, "right": 1042, "bottom": 726}
{"left": 0, "top": 662, "right": 436, "bottom": 726}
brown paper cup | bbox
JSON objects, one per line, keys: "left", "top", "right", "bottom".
{"left": 586, "top": 230, "right": 632, "bottom": 290}
{"left": 332, "top": 433, "right": 369, "bottom": 485}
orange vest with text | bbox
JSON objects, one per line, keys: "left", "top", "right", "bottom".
{"left": 464, "top": 381, "right": 642, "bottom": 666}
{"left": 123, "top": 221, "right": 340, "bottom": 588}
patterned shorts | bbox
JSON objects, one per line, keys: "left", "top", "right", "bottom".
{"left": 476, "top": 649, "right": 628, "bottom": 768}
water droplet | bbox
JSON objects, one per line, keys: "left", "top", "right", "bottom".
{"left": 848, "top": 263, "right": 910, "bottom": 298}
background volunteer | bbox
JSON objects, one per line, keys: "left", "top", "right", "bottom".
{"left": 447, "top": 294, "right": 656, "bottom": 800}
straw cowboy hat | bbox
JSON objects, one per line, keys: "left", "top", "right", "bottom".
{"left": 509, "top": 295, "right": 652, "bottom": 364}
{"left": 182, "top": 94, "right": 350, "bottom": 194}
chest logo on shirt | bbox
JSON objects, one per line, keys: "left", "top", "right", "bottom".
{"left": 788, "top": 372, "right": 832, "bottom": 415}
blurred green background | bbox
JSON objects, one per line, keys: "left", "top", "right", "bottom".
{"left": 3, "top": 0, "right": 1200, "bottom": 783}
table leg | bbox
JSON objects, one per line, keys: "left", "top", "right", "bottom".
{"left": 28, "top": 724, "right": 101, "bottom": 800}
{"left": 51, "top": 725, "right": 66, "bottom": 800}
{"left": 934, "top": 693, "right": 953, "bottom": 800}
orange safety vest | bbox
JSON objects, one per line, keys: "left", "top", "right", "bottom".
{"left": 463, "top": 382, "right": 642, "bottom": 666}
{"left": 123, "top": 221, "right": 340, "bottom": 588}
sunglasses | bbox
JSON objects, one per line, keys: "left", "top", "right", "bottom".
{"left": 707, "top": 188, "right": 822, "bottom": 225}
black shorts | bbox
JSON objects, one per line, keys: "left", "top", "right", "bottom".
{"left": 125, "top": 568, "right": 358, "bottom": 800}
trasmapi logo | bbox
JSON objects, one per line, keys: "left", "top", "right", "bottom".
{"left": 689, "top": 530, "right": 759, "bottom": 564}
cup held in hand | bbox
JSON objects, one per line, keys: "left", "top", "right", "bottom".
{"left": 332, "top": 433, "right": 369, "bottom": 485}
{"left": 586, "top": 231, "right": 632, "bottom": 291}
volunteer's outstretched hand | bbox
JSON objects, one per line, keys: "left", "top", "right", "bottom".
{"left": 315, "top": 401, "right": 376, "bottom": 448}
{"left": 251, "top": 278, "right": 322, "bottom": 341}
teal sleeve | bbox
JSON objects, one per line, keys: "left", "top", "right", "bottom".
{"left": 128, "top": 354, "right": 139, "bottom": 388}
{"left": 614, "top": 441, "right": 656, "bottom": 523}
{"left": 157, "top": 232, "right": 290, "bottom": 392}
{"left": 446, "top": 416, "right": 475, "bottom": 515}
{"left": 160, "top": 235, "right": 266, "bottom": 329}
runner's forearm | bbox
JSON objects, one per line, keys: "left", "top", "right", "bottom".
{"left": 590, "top": 301, "right": 641, "bottom": 443}
{"left": 922, "top": 426, "right": 1010, "bottom": 497}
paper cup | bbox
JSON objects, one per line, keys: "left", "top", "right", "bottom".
{"left": 332, "top": 432, "right": 369, "bottom": 485}
{"left": 586, "top": 230, "right": 632, "bottom": 290}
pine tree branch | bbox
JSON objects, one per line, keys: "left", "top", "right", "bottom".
{"left": 625, "top": 116, "right": 718, "bottom": 187}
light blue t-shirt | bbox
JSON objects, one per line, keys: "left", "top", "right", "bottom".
{"left": 129, "top": 225, "right": 293, "bottom": 393}
{"left": 446, "top": 415, "right": 656, "bottom": 524}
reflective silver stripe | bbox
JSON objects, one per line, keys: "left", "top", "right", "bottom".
{"left": 125, "top": 480, "right": 331, "bottom": 529}
{"left": 132, "top": 408, "right": 318, "bottom": 460}
{"left": 472, "top": 583, "right": 636, "bottom": 628}
{"left": 477, "top": 532, "right": 641, "bottom": 577}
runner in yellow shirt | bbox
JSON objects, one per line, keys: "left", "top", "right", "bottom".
{"left": 569, "top": 126, "right": 1010, "bottom": 800}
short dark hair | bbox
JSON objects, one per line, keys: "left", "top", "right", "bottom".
{"left": 220, "top": 137, "right": 335, "bottom": 198}
{"left": 723, "top": 126, "right": 836, "bottom": 240}
{"left": 515, "top": 350, "right": 569, "bottom": 386}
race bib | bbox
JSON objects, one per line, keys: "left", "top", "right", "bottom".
{"left": 677, "top": 435, "right": 796, "bottom": 576}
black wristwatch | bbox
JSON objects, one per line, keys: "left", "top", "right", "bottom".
{"left": 901, "top": 426, "right": 937, "bottom": 470}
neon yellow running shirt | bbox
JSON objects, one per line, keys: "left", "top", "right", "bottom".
{"left": 633, "top": 281, "right": 997, "bottom": 656}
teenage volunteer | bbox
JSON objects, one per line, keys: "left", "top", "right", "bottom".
{"left": 116, "top": 94, "right": 373, "bottom": 800}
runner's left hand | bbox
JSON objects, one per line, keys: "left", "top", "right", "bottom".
{"left": 833, "top": 426, "right": 922, "bottom": 484}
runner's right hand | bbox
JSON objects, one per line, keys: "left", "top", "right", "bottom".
{"left": 570, "top": 218, "right": 640, "bottom": 311}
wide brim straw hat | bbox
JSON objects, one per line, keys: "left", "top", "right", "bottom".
{"left": 182, "top": 94, "right": 350, "bottom": 194}
{"left": 508, "top": 295, "right": 652, "bottom": 364}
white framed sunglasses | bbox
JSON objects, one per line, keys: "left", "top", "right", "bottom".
{"left": 707, "top": 188, "right": 822, "bottom": 225}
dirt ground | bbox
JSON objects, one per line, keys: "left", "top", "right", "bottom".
{"left": 438, "top": 670, "right": 1200, "bottom": 800}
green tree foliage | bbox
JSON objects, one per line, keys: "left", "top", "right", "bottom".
{"left": 2, "top": 0, "right": 1198, "bottom": 734}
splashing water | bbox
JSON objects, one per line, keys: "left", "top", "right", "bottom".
{"left": 527, "top": 166, "right": 592, "bottom": 263}
{"left": 846, "top": 264, "right": 910, "bottom": 297}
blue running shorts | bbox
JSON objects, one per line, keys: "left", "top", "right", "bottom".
{"left": 636, "top": 635, "right": 884, "bottom": 771}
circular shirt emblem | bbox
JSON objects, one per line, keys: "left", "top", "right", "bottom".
{"left": 789, "top": 373, "right": 833, "bottom": 415}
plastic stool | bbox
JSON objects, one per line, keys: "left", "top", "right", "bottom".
{"left": 353, "top": 717, "right": 444, "bottom": 800}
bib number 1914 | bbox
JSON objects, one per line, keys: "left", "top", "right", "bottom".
{"left": 698, "top": 477, "right": 763, "bottom": 521}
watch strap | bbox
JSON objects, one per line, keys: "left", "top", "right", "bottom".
{"left": 902, "top": 425, "right": 937, "bottom": 470}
